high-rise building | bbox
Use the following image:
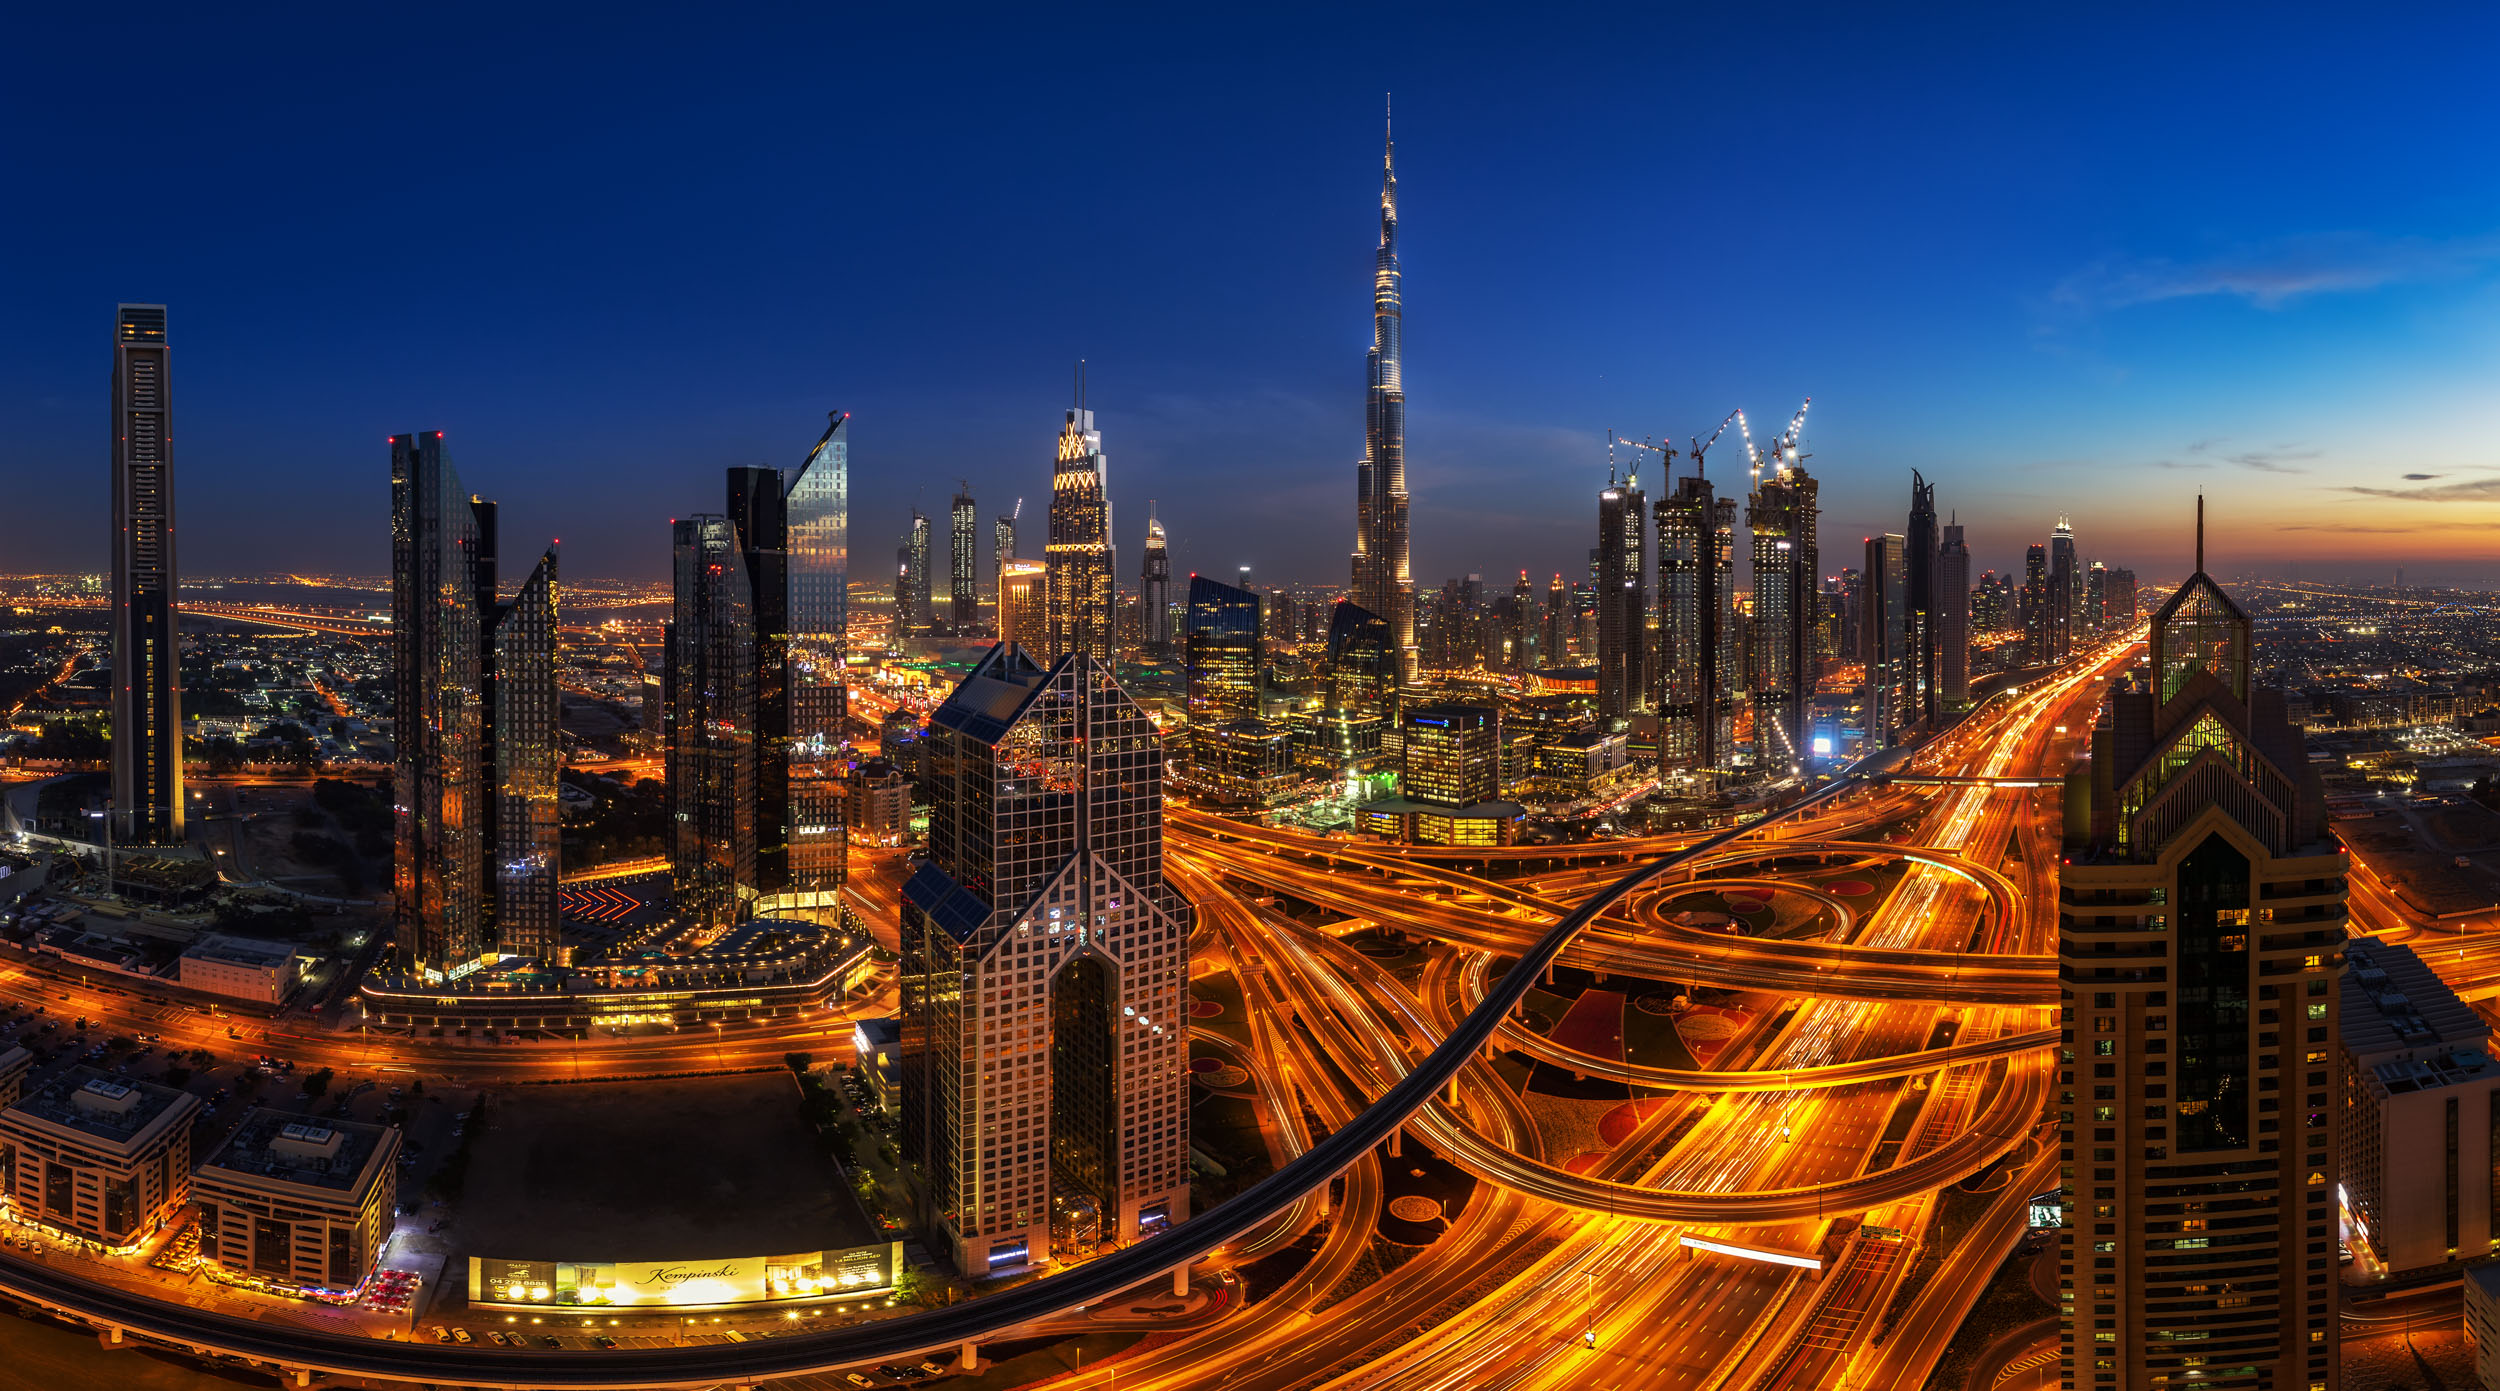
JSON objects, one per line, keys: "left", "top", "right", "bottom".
{"left": 1657, "top": 475, "right": 1736, "bottom": 779}
{"left": 1906, "top": 471, "right": 1939, "bottom": 729}
{"left": 110, "top": 305, "right": 182, "bottom": 845}
{"left": 1973, "top": 569, "right": 2012, "bottom": 635}
{"left": 950, "top": 485, "right": 979, "bottom": 635}
{"left": 2336, "top": 939, "right": 2500, "bottom": 1276}
{"left": 1834, "top": 566, "right": 1863, "bottom": 660}
{"left": 390, "top": 433, "right": 561, "bottom": 977}
{"left": 1860, "top": 533, "right": 1909, "bottom": 748}
{"left": 994, "top": 504, "right": 1019, "bottom": 598}
{"left": 1594, "top": 466, "right": 1648, "bottom": 721}
{"left": 727, "top": 467, "right": 792, "bottom": 903}
{"left": 1936, "top": 519, "right": 1971, "bottom": 708}
{"left": 900, "top": 646, "right": 1193, "bottom": 1275}
{"left": 2049, "top": 515, "right": 2077, "bottom": 661}
{"left": 905, "top": 510, "right": 934, "bottom": 637}
{"left": 1542, "top": 573, "right": 1566, "bottom": 667}
{"left": 2085, "top": 560, "right": 2108, "bottom": 636}
{"left": 2057, "top": 507, "right": 2343, "bottom": 1390}
{"left": 2105, "top": 568, "right": 2139, "bottom": 628}
{"left": 669, "top": 515, "right": 756, "bottom": 930}
{"left": 784, "top": 414, "right": 851, "bottom": 914}
{"left": 2023, "top": 544, "right": 2051, "bottom": 666}
{"left": 1140, "top": 503, "right": 1173, "bottom": 654}
{"left": 1748, "top": 455, "right": 1819, "bottom": 768}
{"left": 1046, "top": 406, "right": 1116, "bottom": 664}
{"left": 997, "top": 560, "right": 1046, "bottom": 650}
{"left": 1349, "top": 110, "right": 1416, "bottom": 687}
{"left": 1184, "top": 574, "right": 1262, "bottom": 723}
{"left": 1325, "top": 600, "right": 1397, "bottom": 717}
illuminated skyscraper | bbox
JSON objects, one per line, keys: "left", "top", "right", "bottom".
{"left": 2049, "top": 514, "right": 2077, "bottom": 661}
{"left": 1747, "top": 455, "right": 1819, "bottom": 767}
{"left": 997, "top": 559, "right": 1046, "bottom": 650}
{"left": 2057, "top": 505, "right": 2343, "bottom": 1390}
{"left": 1046, "top": 405, "right": 1116, "bottom": 664}
{"left": 1936, "top": 518, "right": 1970, "bottom": 709}
{"left": 951, "top": 484, "right": 978, "bottom": 634}
{"left": 994, "top": 502, "right": 1019, "bottom": 597}
{"left": 390, "top": 433, "right": 561, "bottom": 977}
{"left": 1140, "top": 502, "right": 1173, "bottom": 654}
{"left": 1594, "top": 463, "right": 1648, "bottom": 721}
{"left": 2024, "top": 544, "right": 2051, "bottom": 666}
{"left": 1184, "top": 574, "right": 1262, "bottom": 723}
{"left": 1349, "top": 108, "right": 1417, "bottom": 686}
{"left": 726, "top": 467, "right": 791, "bottom": 901}
{"left": 784, "top": 414, "right": 850, "bottom": 912}
{"left": 1543, "top": 573, "right": 1566, "bottom": 667}
{"left": 905, "top": 509, "right": 933, "bottom": 637}
{"left": 1657, "top": 474, "right": 1736, "bottom": 779}
{"left": 1861, "top": 532, "right": 1909, "bottom": 748}
{"left": 110, "top": 304, "right": 182, "bottom": 845}
{"left": 670, "top": 515, "right": 756, "bottom": 930}
{"left": 900, "top": 646, "right": 1193, "bottom": 1275}
{"left": 1906, "top": 471, "right": 1938, "bottom": 729}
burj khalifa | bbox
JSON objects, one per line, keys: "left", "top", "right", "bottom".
{"left": 1350, "top": 105, "right": 1417, "bottom": 687}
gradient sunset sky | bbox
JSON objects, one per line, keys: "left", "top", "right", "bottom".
{"left": 5, "top": 6, "right": 2498, "bottom": 588}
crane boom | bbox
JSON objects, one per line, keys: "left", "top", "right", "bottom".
{"left": 1689, "top": 409, "right": 1746, "bottom": 479}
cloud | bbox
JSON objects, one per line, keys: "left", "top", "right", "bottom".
{"left": 2050, "top": 231, "right": 2500, "bottom": 314}
{"left": 2403, "top": 473, "right": 2443, "bottom": 481}
{"left": 2342, "top": 476, "right": 2500, "bottom": 502}
{"left": 2149, "top": 459, "right": 2211, "bottom": 471}
{"left": 2277, "top": 525, "right": 2426, "bottom": 534}
{"left": 2226, "top": 447, "right": 2318, "bottom": 475}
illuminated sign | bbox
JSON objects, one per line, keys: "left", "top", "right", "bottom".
{"left": 1678, "top": 1235, "right": 1822, "bottom": 1271}
{"left": 470, "top": 1241, "right": 901, "bottom": 1309}
{"left": 2027, "top": 1189, "right": 2064, "bottom": 1230}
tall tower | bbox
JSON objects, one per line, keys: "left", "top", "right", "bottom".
{"left": 1542, "top": 573, "right": 1565, "bottom": 667}
{"left": 1657, "top": 474, "right": 1735, "bottom": 781}
{"left": 905, "top": 510, "right": 933, "bottom": 636}
{"left": 390, "top": 433, "right": 561, "bottom": 978}
{"left": 900, "top": 646, "right": 1193, "bottom": 1276}
{"left": 2058, "top": 504, "right": 2343, "bottom": 1390}
{"left": 1906, "top": 471, "right": 1939, "bottom": 728}
{"left": 2024, "top": 544, "right": 2051, "bottom": 666}
{"left": 2049, "top": 515, "right": 2078, "bottom": 661}
{"left": 1349, "top": 104, "right": 1417, "bottom": 687}
{"left": 1046, "top": 400, "right": 1116, "bottom": 664}
{"left": 1594, "top": 459, "right": 1648, "bottom": 720}
{"left": 784, "top": 413, "right": 850, "bottom": 913}
{"left": 1861, "top": 533, "right": 1909, "bottom": 749}
{"left": 110, "top": 304, "right": 183, "bottom": 845}
{"left": 670, "top": 515, "right": 757, "bottom": 930}
{"left": 1140, "top": 502, "right": 1173, "bottom": 654}
{"left": 1747, "top": 455, "right": 1819, "bottom": 769}
{"left": 1936, "top": 516, "right": 1970, "bottom": 708}
{"left": 726, "top": 466, "right": 791, "bottom": 902}
{"left": 994, "top": 501, "right": 1019, "bottom": 599}
{"left": 950, "top": 484, "right": 979, "bottom": 634}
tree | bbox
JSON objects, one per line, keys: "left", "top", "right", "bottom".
{"left": 302, "top": 1068, "right": 335, "bottom": 1098}
{"left": 784, "top": 1051, "right": 814, "bottom": 1075}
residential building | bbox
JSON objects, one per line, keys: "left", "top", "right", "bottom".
{"left": 846, "top": 759, "right": 913, "bottom": 846}
{"left": 177, "top": 935, "right": 298, "bottom": 1005}
{"left": 1594, "top": 466, "right": 1648, "bottom": 722}
{"left": 1657, "top": 475, "right": 1737, "bottom": 782}
{"left": 951, "top": 485, "right": 978, "bottom": 634}
{"left": 1906, "top": 471, "right": 1938, "bottom": 728}
{"left": 2049, "top": 515, "right": 2077, "bottom": 661}
{"left": 1139, "top": 503, "right": 1172, "bottom": 655}
{"left": 0, "top": 1068, "right": 199, "bottom": 1248}
{"left": 2024, "top": 544, "right": 2051, "bottom": 667}
{"left": 193, "top": 1111, "right": 401, "bottom": 1294}
{"left": 110, "top": 304, "right": 183, "bottom": 845}
{"left": 997, "top": 560, "right": 1047, "bottom": 650}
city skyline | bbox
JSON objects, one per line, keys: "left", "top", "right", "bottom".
{"left": 10, "top": 11, "right": 2500, "bottom": 589}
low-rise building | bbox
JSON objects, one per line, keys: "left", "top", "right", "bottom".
{"left": 178, "top": 934, "right": 300, "bottom": 1005}
{"left": 1529, "top": 727, "right": 1633, "bottom": 802}
{"left": 0, "top": 1067, "right": 199, "bottom": 1248}
{"left": 846, "top": 759, "right": 913, "bottom": 846}
{"left": 193, "top": 1109, "right": 401, "bottom": 1295}
{"left": 852, "top": 1017, "right": 900, "bottom": 1115}
{"left": 2340, "top": 940, "right": 2500, "bottom": 1274}
{"left": 2468, "top": 1261, "right": 2500, "bottom": 1391}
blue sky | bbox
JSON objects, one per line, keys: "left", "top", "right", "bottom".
{"left": 6, "top": 4, "right": 2499, "bottom": 588}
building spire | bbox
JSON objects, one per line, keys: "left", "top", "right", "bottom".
{"left": 2196, "top": 493, "right": 2205, "bottom": 573}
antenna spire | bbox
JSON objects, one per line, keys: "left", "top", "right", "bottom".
{"left": 2196, "top": 493, "right": 2205, "bottom": 572}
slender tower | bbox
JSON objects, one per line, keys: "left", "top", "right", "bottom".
{"left": 1046, "top": 378, "right": 1117, "bottom": 664}
{"left": 1350, "top": 101, "right": 1417, "bottom": 686}
{"left": 111, "top": 305, "right": 183, "bottom": 844}
{"left": 1140, "top": 502, "right": 1173, "bottom": 654}
{"left": 1906, "top": 470, "right": 1939, "bottom": 728}
{"left": 950, "top": 483, "right": 978, "bottom": 634}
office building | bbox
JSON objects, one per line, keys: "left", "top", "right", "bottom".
{"left": 109, "top": 305, "right": 183, "bottom": 845}
{"left": 2024, "top": 544, "right": 2051, "bottom": 667}
{"left": 177, "top": 935, "right": 298, "bottom": 1005}
{"left": 390, "top": 432, "right": 562, "bottom": 979}
{"left": 1046, "top": 405, "right": 1117, "bottom": 664}
{"left": 193, "top": 1111, "right": 401, "bottom": 1295}
{"left": 0, "top": 1068, "right": 198, "bottom": 1248}
{"left": 993, "top": 504, "right": 1019, "bottom": 600}
{"left": 1657, "top": 475, "right": 1736, "bottom": 780}
{"left": 1748, "top": 454, "right": 1819, "bottom": 768}
{"left": 1861, "top": 533, "right": 1909, "bottom": 748}
{"left": 950, "top": 485, "right": 978, "bottom": 635}
{"left": 727, "top": 466, "right": 794, "bottom": 906}
{"left": 2049, "top": 515, "right": 2078, "bottom": 661}
{"left": 904, "top": 510, "right": 933, "bottom": 638}
{"left": 846, "top": 759, "right": 913, "bottom": 846}
{"left": 2086, "top": 560, "right": 2109, "bottom": 636}
{"left": 899, "top": 647, "right": 1193, "bottom": 1274}
{"left": 2337, "top": 940, "right": 2497, "bottom": 1275}
{"left": 1139, "top": 503, "right": 1173, "bottom": 655}
{"left": 1906, "top": 471, "right": 1939, "bottom": 729}
{"left": 1185, "top": 574, "right": 1262, "bottom": 723}
{"left": 1325, "top": 600, "right": 1397, "bottom": 718}
{"left": 670, "top": 515, "right": 756, "bottom": 929}
{"left": 1936, "top": 519, "right": 1971, "bottom": 708}
{"left": 784, "top": 414, "right": 852, "bottom": 915}
{"left": 2105, "top": 569, "right": 2139, "bottom": 628}
{"left": 1594, "top": 466, "right": 1648, "bottom": 721}
{"left": 1349, "top": 111, "right": 1417, "bottom": 687}
{"left": 1361, "top": 704, "right": 1520, "bottom": 846}
{"left": 1543, "top": 573, "right": 1567, "bottom": 666}
{"left": 998, "top": 559, "right": 1047, "bottom": 650}
{"left": 2056, "top": 508, "right": 2343, "bottom": 1390}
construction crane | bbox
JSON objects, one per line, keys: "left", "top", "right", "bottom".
{"left": 1688, "top": 409, "right": 1747, "bottom": 481}
{"left": 1767, "top": 397, "right": 1813, "bottom": 474}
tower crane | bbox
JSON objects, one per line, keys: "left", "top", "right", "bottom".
{"left": 1687, "top": 409, "right": 1746, "bottom": 481}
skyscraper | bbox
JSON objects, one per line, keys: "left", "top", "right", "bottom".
{"left": 1594, "top": 464, "right": 1648, "bottom": 721}
{"left": 1349, "top": 109, "right": 1416, "bottom": 687}
{"left": 1748, "top": 454, "right": 1820, "bottom": 768}
{"left": 2058, "top": 505, "right": 2343, "bottom": 1390}
{"left": 997, "top": 560, "right": 1046, "bottom": 650}
{"left": 1936, "top": 518, "right": 1971, "bottom": 709}
{"left": 110, "top": 305, "right": 182, "bottom": 845}
{"left": 900, "top": 646, "right": 1193, "bottom": 1275}
{"left": 783, "top": 414, "right": 850, "bottom": 913}
{"left": 1140, "top": 502, "right": 1173, "bottom": 654}
{"left": 993, "top": 503, "right": 1019, "bottom": 599}
{"left": 1542, "top": 573, "right": 1566, "bottom": 667}
{"left": 670, "top": 515, "right": 756, "bottom": 930}
{"left": 726, "top": 467, "right": 791, "bottom": 903}
{"left": 1184, "top": 574, "right": 1262, "bottom": 723}
{"left": 1324, "top": 600, "right": 1397, "bottom": 718}
{"left": 2024, "top": 544, "right": 2051, "bottom": 666}
{"left": 2085, "top": 559, "right": 2108, "bottom": 636}
{"left": 390, "top": 433, "right": 561, "bottom": 978}
{"left": 1861, "top": 533, "right": 1909, "bottom": 748}
{"left": 1657, "top": 474, "right": 1736, "bottom": 780}
{"left": 2049, "top": 515, "right": 2078, "bottom": 661}
{"left": 950, "top": 485, "right": 978, "bottom": 635}
{"left": 905, "top": 509, "right": 934, "bottom": 638}
{"left": 1906, "top": 471, "right": 1939, "bottom": 729}
{"left": 2105, "top": 568, "right": 2139, "bottom": 628}
{"left": 1046, "top": 405, "right": 1116, "bottom": 664}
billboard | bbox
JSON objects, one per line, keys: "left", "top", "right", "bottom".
{"left": 2027, "top": 1190, "right": 2064, "bottom": 1230}
{"left": 470, "top": 1241, "right": 901, "bottom": 1309}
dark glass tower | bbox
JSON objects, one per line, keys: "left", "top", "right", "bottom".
{"left": 1594, "top": 463, "right": 1648, "bottom": 721}
{"left": 1861, "top": 532, "right": 1909, "bottom": 749}
{"left": 1045, "top": 407, "right": 1116, "bottom": 664}
{"left": 1936, "top": 518, "right": 1971, "bottom": 708}
{"left": 669, "top": 515, "right": 756, "bottom": 929}
{"left": 1907, "top": 470, "right": 1939, "bottom": 729}
{"left": 1349, "top": 108, "right": 1416, "bottom": 687}
{"left": 1657, "top": 474, "right": 1735, "bottom": 780}
{"left": 2057, "top": 506, "right": 2343, "bottom": 1389}
{"left": 1747, "top": 455, "right": 1820, "bottom": 768}
{"left": 1184, "top": 574, "right": 1262, "bottom": 723}
{"left": 905, "top": 509, "right": 933, "bottom": 637}
{"left": 110, "top": 304, "right": 183, "bottom": 845}
{"left": 727, "top": 467, "right": 790, "bottom": 901}
{"left": 390, "top": 433, "right": 561, "bottom": 978}
{"left": 2049, "top": 515, "right": 2078, "bottom": 661}
{"left": 2025, "top": 543, "right": 2052, "bottom": 666}
{"left": 950, "top": 484, "right": 978, "bottom": 634}
{"left": 900, "top": 646, "right": 1193, "bottom": 1275}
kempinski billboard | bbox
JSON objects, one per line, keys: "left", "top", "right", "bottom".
{"left": 469, "top": 1241, "right": 902, "bottom": 1309}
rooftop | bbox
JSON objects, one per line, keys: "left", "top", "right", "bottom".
{"left": 9, "top": 1066, "right": 195, "bottom": 1147}
{"left": 181, "top": 935, "right": 296, "bottom": 969}
{"left": 201, "top": 1107, "right": 397, "bottom": 1194}
{"left": 2341, "top": 941, "right": 2488, "bottom": 1062}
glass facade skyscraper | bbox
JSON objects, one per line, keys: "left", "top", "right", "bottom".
{"left": 111, "top": 304, "right": 183, "bottom": 845}
{"left": 1861, "top": 532, "right": 1910, "bottom": 749}
{"left": 784, "top": 413, "right": 851, "bottom": 912}
{"left": 1747, "top": 456, "right": 1819, "bottom": 768}
{"left": 1656, "top": 475, "right": 1736, "bottom": 780}
{"left": 1045, "top": 407, "right": 1116, "bottom": 664}
{"left": 951, "top": 485, "right": 978, "bottom": 634}
{"left": 670, "top": 515, "right": 757, "bottom": 930}
{"left": 1350, "top": 112, "right": 1417, "bottom": 687}
{"left": 900, "top": 647, "right": 1193, "bottom": 1276}
{"left": 1594, "top": 466, "right": 1647, "bottom": 721}
{"left": 1184, "top": 574, "right": 1262, "bottom": 723}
